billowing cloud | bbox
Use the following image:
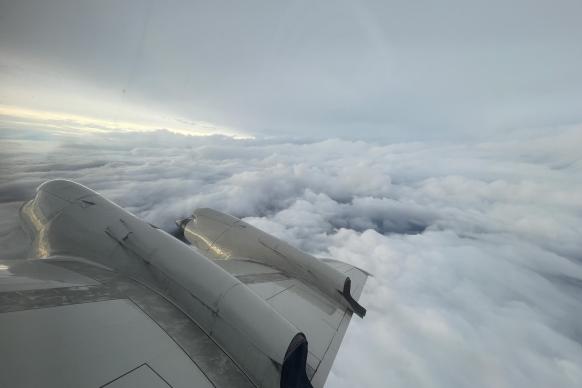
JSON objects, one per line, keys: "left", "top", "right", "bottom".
{"left": 1, "top": 126, "right": 581, "bottom": 387}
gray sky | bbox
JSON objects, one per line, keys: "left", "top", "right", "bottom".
{"left": 1, "top": 0, "right": 582, "bottom": 140}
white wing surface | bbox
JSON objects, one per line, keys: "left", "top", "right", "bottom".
{"left": 0, "top": 180, "right": 368, "bottom": 388}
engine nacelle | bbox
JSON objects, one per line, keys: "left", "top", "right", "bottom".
{"left": 180, "top": 208, "right": 366, "bottom": 318}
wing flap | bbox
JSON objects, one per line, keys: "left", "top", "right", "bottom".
{"left": 0, "top": 299, "right": 214, "bottom": 388}
{"left": 0, "top": 256, "right": 256, "bottom": 388}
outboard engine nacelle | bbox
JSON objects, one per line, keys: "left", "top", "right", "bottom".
{"left": 180, "top": 208, "right": 366, "bottom": 318}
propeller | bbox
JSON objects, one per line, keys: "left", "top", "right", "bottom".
{"left": 171, "top": 216, "right": 193, "bottom": 243}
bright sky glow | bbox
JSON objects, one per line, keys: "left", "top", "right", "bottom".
{"left": 0, "top": 104, "right": 252, "bottom": 139}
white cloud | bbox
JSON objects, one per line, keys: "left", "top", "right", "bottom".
{"left": 1, "top": 126, "right": 581, "bottom": 387}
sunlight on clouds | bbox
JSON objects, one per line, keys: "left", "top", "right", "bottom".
{"left": 0, "top": 104, "right": 253, "bottom": 139}
{"left": 0, "top": 52, "right": 252, "bottom": 139}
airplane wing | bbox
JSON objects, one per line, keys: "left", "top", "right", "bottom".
{"left": 0, "top": 180, "right": 368, "bottom": 388}
{"left": 178, "top": 208, "right": 369, "bottom": 387}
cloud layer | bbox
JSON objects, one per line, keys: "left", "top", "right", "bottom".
{"left": 1, "top": 127, "right": 582, "bottom": 387}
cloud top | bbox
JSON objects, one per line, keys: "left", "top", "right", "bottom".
{"left": 1, "top": 127, "right": 581, "bottom": 387}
